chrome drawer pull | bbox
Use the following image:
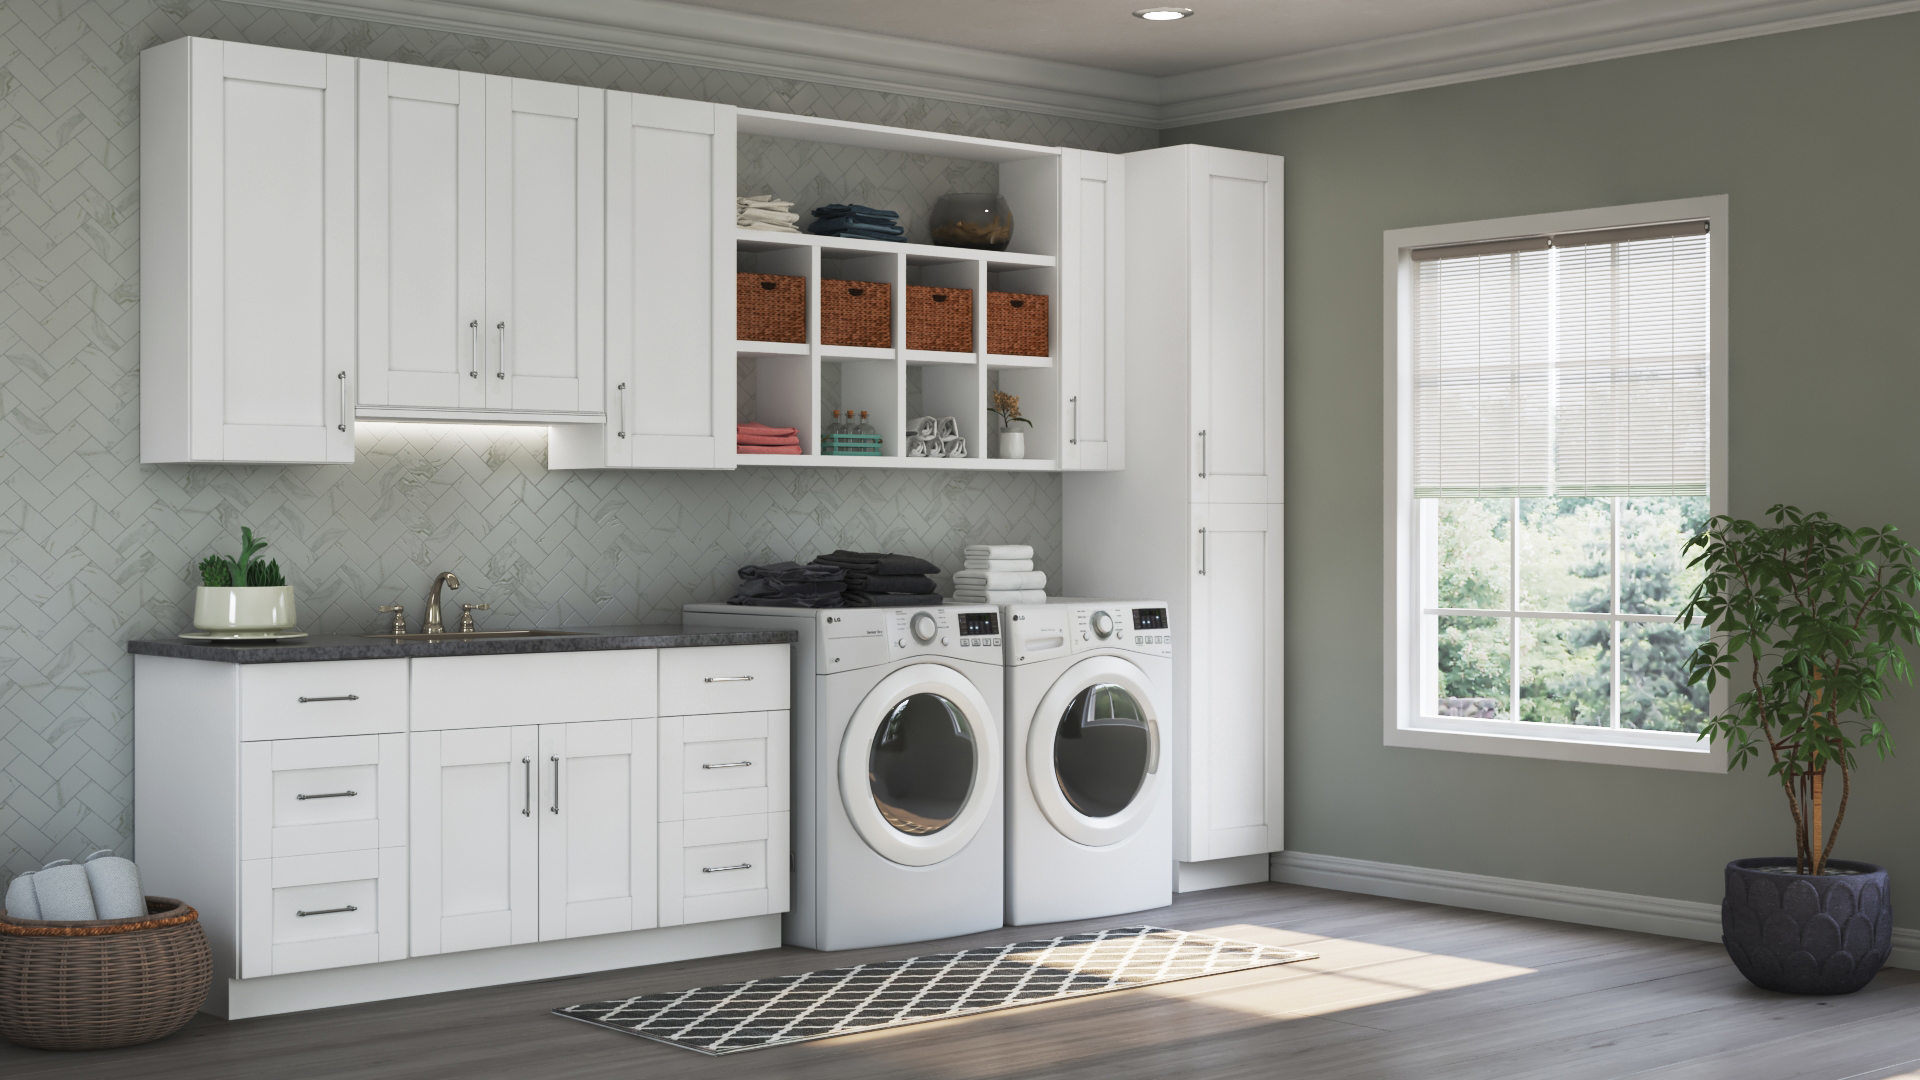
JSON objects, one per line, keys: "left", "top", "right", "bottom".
{"left": 521, "top": 756, "right": 532, "bottom": 817}
{"left": 703, "top": 675, "right": 754, "bottom": 683}
{"left": 702, "top": 761, "right": 752, "bottom": 770}
{"left": 295, "top": 790, "right": 358, "bottom": 801}
{"left": 297, "top": 694, "right": 360, "bottom": 704}
{"left": 550, "top": 755, "right": 561, "bottom": 815}
{"left": 296, "top": 904, "right": 358, "bottom": 918}
{"left": 701, "top": 863, "right": 752, "bottom": 874}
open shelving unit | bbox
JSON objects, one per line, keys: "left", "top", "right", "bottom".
{"left": 733, "top": 110, "right": 1066, "bottom": 471}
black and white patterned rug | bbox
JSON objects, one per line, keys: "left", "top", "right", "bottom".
{"left": 554, "top": 926, "right": 1317, "bottom": 1055}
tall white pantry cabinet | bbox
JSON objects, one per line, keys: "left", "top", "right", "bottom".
{"left": 1064, "top": 145, "right": 1285, "bottom": 872}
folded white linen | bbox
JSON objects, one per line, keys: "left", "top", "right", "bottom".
{"left": 953, "top": 569, "right": 1047, "bottom": 590}
{"left": 952, "top": 588, "right": 1048, "bottom": 604}
{"left": 739, "top": 207, "right": 800, "bottom": 224}
{"left": 739, "top": 221, "right": 801, "bottom": 233}
{"left": 736, "top": 194, "right": 793, "bottom": 208}
{"left": 963, "top": 544, "right": 1033, "bottom": 559}
{"left": 963, "top": 559, "right": 1033, "bottom": 572}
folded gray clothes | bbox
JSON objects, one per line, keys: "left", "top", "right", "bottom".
{"left": 846, "top": 591, "right": 945, "bottom": 608}
{"left": 812, "top": 203, "right": 899, "bottom": 220}
{"left": 859, "top": 574, "right": 936, "bottom": 594}
{"left": 726, "top": 594, "right": 844, "bottom": 608}
{"left": 813, "top": 550, "right": 942, "bottom": 576}
{"left": 733, "top": 561, "right": 847, "bottom": 602}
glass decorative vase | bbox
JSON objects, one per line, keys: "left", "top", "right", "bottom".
{"left": 930, "top": 193, "right": 1014, "bottom": 251}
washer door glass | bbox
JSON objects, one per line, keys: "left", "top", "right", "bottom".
{"left": 1054, "top": 683, "right": 1151, "bottom": 818}
{"left": 869, "top": 692, "right": 977, "bottom": 836}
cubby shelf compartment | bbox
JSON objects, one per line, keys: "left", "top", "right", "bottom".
{"left": 738, "top": 454, "right": 1060, "bottom": 471}
{"left": 735, "top": 230, "right": 1056, "bottom": 269}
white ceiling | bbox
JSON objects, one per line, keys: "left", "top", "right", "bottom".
{"left": 247, "top": 0, "right": 1920, "bottom": 124}
{"left": 671, "top": 0, "right": 1594, "bottom": 78}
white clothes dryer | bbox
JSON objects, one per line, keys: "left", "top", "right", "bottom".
{"left": 683, "top": 602, "right": 1005, "bottom": 950}
{"left": 1002, "top": 599, "right": 1173, "bottom": 925}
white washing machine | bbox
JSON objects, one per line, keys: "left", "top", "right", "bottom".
{"left": 683, "top": 602, "right": 1006, "bottom": 950}
{"left": 1002, "top": 599, "right": 1173, "bottom": 925}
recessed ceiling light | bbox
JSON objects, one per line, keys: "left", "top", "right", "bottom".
{"left": 1133, "top": 7, "right": 1194, "bottom": 21}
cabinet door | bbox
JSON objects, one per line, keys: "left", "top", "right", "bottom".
{"left": 601, "top": 93, "right": 735, "bottom": 469}
{"left": 1184, "top": 502, "right": 1284, "bottom": 861}
{"left": 1060, "top": 149, "right": 1125, "bottom": 472}
{"left": 357, "top": 61, "right": 485, "bottom": 412}
{"left": 536, "top": 718, "right": 659, "bottom": 941}
{"left": 171, "top": 41, "right": 356, "bottom": 463}
{"left": 1188, "top": 148, "right": 1283, "bottom": 504}
{"left": 409, "top": 726, "right": 538, "bottom": 955}
{"left": 484, "top": 77, "right": 604, "bottom": 416}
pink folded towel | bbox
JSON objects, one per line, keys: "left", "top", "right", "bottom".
{"left": 738, "top": 432, "right": 801, "bottom": 446}
{"left": 738, "top": 422, "right": 798, "bottom": 437}
{"left": 737, "top": 444, "right": 804, "bottom": 455}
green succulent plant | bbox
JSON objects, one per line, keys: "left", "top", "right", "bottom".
{"left": 198, "top": 526, "right": 287, "bottom": 588}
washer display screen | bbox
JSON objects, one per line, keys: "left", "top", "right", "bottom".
{"left": 1054, "top": 683, "right": 1151, "bottom": 818}
{"left": 869, "top": 693, "right": 977, "bottom": 835}
{"left": 959, "top": 612, "right": 1000, "bottom": 637}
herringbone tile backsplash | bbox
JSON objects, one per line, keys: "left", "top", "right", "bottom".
{"left": 0, "top": 0, "right": 1155, "bottom": 877}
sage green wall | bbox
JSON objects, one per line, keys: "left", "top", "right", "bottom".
{"left": 1168, "top": 14, "right": 1920, "bottom": 905}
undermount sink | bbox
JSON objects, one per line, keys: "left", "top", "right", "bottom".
{"left": 359, "top": 629, "right": 592, "bottom": 640}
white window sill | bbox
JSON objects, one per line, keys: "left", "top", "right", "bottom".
{"left": 1386, "top": 716, "right": 1727, "bottom": 773}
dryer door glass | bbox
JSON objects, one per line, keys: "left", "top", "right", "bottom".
{"left": 869, "top": 693, "right": 977, "bottom": 835}
{"left": 1054, "top": 683, "right": 1151, "bottom": 818}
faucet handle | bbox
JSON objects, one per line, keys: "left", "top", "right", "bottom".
{"left": 459, "top": 603, "right": 490, "bottom": 634}
{"left": 377, "top": 604, "right": 407, "bottom": 635}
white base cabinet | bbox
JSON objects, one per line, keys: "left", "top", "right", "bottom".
{"left": 1064, "top": 143, "right": 1285, "bottom": 868}
{"left": 132, "top": 642, "right": 791, "bottom": 1017}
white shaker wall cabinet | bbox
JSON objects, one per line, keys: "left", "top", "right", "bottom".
{"left": 550, "top": 94, "right": 736, "bottom": 470}
{"left": 1058, "top": 148, "right": 1126, "bottom": 472}
{"left": 140, "top": 38, "right": 356, "bottom": 464}
{"left": 1062, "top": 143, "right": 1285, "bottom": 868}
{"left": 356, "top": 64, "right": 606, "bottom": 423}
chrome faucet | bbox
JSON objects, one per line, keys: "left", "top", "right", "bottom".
{"left": 424, "top": 571, "right": 461, "bottom": 635}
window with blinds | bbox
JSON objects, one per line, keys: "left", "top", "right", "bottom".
{"left": 1411, "top": 221, "right": 1710, "bottom": 499}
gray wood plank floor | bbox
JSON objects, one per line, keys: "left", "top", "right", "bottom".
{"left": 5, "top": 883, "right": 1918, "bottom": 1079}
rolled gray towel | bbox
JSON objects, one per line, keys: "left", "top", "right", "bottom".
{"left": 33, "top": 860, "right": 97, "bottom": 921}
{"left": 5, "top": 872, "right": 41, "bottom": 920}
{"left": 83, "top": 850, "right": 145, "bottom": 920}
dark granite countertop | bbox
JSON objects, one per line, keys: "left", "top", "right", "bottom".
{"left": 126, "top": 624, "right": 797, "bottom": 664}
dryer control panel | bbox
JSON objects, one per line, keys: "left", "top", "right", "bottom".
{"left": 1006, "top": 601, "right": 1173, "bottom": 664}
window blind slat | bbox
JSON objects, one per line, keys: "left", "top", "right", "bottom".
{"left": 1412, "top": 230, "right": 1709, "bottom": 499}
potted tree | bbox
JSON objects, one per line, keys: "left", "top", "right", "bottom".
{"left": 1682, "top": 505, "right": 1920, "bottom": 994}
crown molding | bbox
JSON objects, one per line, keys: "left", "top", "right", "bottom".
{"left": 238, "top": 0, "right": 1920, "bottom": 130}
{"left": 234, "top": 0, "right": 1164, "bottom": 127}
{"left": 1156, "top": 0, "right": 1920, "bottom": 126}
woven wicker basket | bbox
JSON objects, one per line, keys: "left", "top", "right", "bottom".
{"left": 987, "top": 291, "right": 1050, "bottom": 357}
{"left": 906, "top": 285, "right": 974, "bottom": 353}
{"left": 0, "top": 896, "right": 211, "bottom": 1050}
{"left": 737, "top": 272, "right": 806, "bottom": 344}
{"left": 820, "top": 279, "right": 891, "bottom": 349}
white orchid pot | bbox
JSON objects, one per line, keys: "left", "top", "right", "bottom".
{"left": 997, "top": 431, "right": 1027, "bottom": 460}
{"left": 194, "top": 585, "right": 296, "bottom": 631}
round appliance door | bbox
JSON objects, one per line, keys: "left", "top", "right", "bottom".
{"left": 1028, "top": 655, "right": 1163, "bottom": 848}
{"left": 839, "top": 663, "right": 1001, "bottom": 867}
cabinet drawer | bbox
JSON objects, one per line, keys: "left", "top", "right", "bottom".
{"left": 239, "top": 660, "right": 408, "bottom": 741}
{"left": 241, "top": 735, "right": 405, "bottom": 860}
{"left": 240, "top": 849, "right": 405, "bottom": 978}
{"left": 659, "top": 812, "right": 789, "bottom": 927}
{"left": 410, "top": 651, "right": 658, "bottom": 731}
{"left": 659, "top": 711, "right": 789, "bottom": 822}
{"left": 659, "top": 646, "right": 789, "bottom": 715}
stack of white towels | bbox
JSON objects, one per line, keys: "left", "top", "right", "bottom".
{"left": 738, "top": 194, "right": 800, "bottom": 233}
{"left": 4, "top": 849, "right": 147, "bottom": 921}
{"left": 953, "top": 544, "right": 1047, "bottom": 604}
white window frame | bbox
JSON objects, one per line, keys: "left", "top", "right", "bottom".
{"left": 1383, "top": 195, "right": 1729, "bottom": 772}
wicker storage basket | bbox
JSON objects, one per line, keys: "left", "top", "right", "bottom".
{"left": 737, "top": 272, "right": 806, "bottom": 343}
{"left": 986, "top": 291, "right": 1050, "bottom": 357}
{"left": 0, "top": 896, "right": 211, "bottom": 1051}
{"left": 820, "top": 279, "right": 892, "bottom": 349}
{"left": 906, "top": 285, "right": 974, "bottom": 352}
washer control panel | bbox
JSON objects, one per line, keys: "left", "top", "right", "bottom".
{"left": 878, "top": 606, "right": 1000, "bottom": 658}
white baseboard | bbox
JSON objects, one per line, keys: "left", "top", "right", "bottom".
{"left": 1176, "top": 855, "right": 1270, "bottom": 893}
{"left": 1270, "top": 851, "right": 1920, "bottom": 971}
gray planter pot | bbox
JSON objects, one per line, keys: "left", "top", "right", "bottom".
{"left": 1722, "top": 857, "right": 1891, "bottom": 995}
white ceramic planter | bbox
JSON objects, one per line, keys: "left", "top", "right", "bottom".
{"left": 194, "top": 585, "right": 297, "bottom": 631}
{"left": 997, "top": 431, "right": 1027, "bottom": 460}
